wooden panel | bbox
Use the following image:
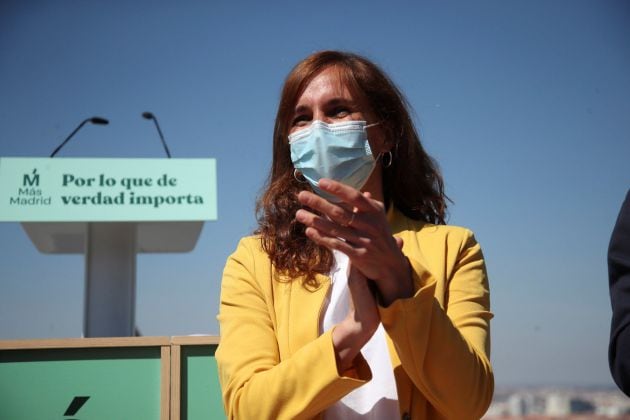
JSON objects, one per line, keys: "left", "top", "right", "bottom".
{"left": 170, "top": 335, "right": 220, "bottom": 346}
{"left": 0, "top": 336, "right": 170, "bottom": 350}
{"left": 171, "top": 345, "right": 182, "bottom": 420}
{"left": 161, "top": 346, "right": 171, "bottom": 420}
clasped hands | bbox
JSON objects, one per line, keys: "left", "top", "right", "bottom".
{"left": 295, "top": 178, "right": 413, "bottom": 371}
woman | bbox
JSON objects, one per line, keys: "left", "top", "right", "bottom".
{"left": 216, "top": 51, "right": 493, "bottom": 420}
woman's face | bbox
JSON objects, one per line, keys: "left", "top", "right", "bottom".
{"left": 289, "top": 66, "right": 364, "bottom": 132}
{"left": 289, "top": 66, "right": 387, "bottom": 200}
{"left": 290, "top": 67, "right": 383, "bottom": 139}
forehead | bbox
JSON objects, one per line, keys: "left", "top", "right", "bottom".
{"left": 296, "top": 66, "right": 355, "bottom": 105}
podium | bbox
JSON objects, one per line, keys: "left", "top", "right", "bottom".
{"left": 0, "top": 335, "right": 225, "bottom": 419}
{"left": 0, "top": 157, "right": 217, "bottom": 337}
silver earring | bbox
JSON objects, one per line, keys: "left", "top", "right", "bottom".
{"left": 293, "top": 169, "right": 308, "bottom": 183}
{"left": 382, "top": 151, "right": 393, "bottom": 168}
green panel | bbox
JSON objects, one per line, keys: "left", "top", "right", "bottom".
{"left": 0, "top": 157, "right": 217, "bottom": 222}
{"left": 181, "top": 345, "right": 226, "bottom": 420}
{"left": 0, "top": 347, "right": 162, "bottom": 420}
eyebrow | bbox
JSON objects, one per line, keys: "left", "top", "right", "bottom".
{"left": 293, "top": 97, "right": 355, "bottom": 114}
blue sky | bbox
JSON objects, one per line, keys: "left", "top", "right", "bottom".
{"left": 1, "top": 0, "right": 629, "bottom": 387}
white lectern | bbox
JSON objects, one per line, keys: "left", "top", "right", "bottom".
{"left": 0, "top": 157, "right": 217, "bottom": 337}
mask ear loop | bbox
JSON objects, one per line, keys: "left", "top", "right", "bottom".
{"left": 365, "top": 121, "right": 390, "bottom": 167}
{"left": 293, "top": 169, "right": 308, "bottom": 183}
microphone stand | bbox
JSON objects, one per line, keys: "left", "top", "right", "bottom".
{"left": 50, "top": 117, "right": 109, "bottom": 157}
{"left": 142, "top": 112, "right": 172, "bottom": 158}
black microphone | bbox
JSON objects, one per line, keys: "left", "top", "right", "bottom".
{"left": 142, "top": 112, "right": 172, "bottom": 158}
{"left": 50, "top": 117, "right": 109, "bottom": 157}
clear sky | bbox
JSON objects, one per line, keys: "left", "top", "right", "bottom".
{"left": 1, "top": 0, "right": 629, "bottom": 387}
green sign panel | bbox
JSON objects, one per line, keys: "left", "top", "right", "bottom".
{"left": 180, "top": 345, "right": 225, "bottom": 419}
{"left": 0, "top": 347, "right": 162, "bottom": 420}
{"left": 0, "top": 157, "right": 217, "bottom": 222}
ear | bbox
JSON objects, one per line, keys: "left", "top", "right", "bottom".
{"left": 374, "top": 121, "right": 397, "bottom": 154}
{"left": 367, "top": 125, "right": 390, "bottom": 154}
{"left": 379, "top": 138, "right": 395, "bottom": 155}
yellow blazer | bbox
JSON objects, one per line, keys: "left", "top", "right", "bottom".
{"left": 216, "top": 207, "right": 493, "bottom": 419}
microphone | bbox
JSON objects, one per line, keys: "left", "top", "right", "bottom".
{"left": 50, "top": 117, "right": 109, "bottom": 157}
{"left": 142, "top": 112, "right": 172, "bottom": 158}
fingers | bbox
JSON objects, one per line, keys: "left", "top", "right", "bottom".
{"left": 347, "top": 264, "right": 378, "bottom": 316}
{"left": 302, "top": 225, "right": 366, "bottom": 257}
{"left": 298, "top": 191, "right": 370, "bottom": 233}
{"left": 295, "top": 181, "right": 398, "bottom": 258}
{"left": 295, "top": 209, "right": 361, "bottom": 243}
{"left": 298, "top": 190, "right": 350, "bottom": 224}
{"left": 332, "top": 263, "right": 380, "bottom": 371}
{"left": 296, "top": 178, "right": 386, "bottom": 233}
{"left": 295, "top": 179, "right": 403, "bottom": 285}
{"left": 318, "top": 179, "right": 384, "bottom": 213}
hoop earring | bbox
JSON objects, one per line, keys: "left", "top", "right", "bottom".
{"left": 293, "top": 169, "right": 308, "bottom": 183}
{"left": 382, "top": 150, "right": 393, "bottom": 168}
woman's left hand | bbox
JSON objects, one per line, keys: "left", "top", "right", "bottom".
{"left": 296, "top": 178, "right": 413, "bottom": 306}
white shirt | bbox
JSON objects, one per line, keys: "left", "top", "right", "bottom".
{"left": 320, "top": 250, "right": 400, "bottom": 419}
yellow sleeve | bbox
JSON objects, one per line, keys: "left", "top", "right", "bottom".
{"left": 216, "top": 237, "right": 372, "bottom": 420}
{"left": 379, "top": 230, "right": 494, "bottom": 419}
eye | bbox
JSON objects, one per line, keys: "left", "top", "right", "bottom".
{"left": 332, "top": 107, "right": 350, "bottom": 118}
{"left": 292, "top": 114, "right": 310, "bottom": 127}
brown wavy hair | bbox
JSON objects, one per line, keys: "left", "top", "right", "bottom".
{"left": 256, "top": 50, "right": 447, "bottom": 284}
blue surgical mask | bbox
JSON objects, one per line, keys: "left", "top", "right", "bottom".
{"left": 289, "top": 120, "right": 379, "bottom": 202}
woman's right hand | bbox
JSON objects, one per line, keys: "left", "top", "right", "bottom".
{"left": 332, "top": 264, "right": 380, "bottom": 373}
